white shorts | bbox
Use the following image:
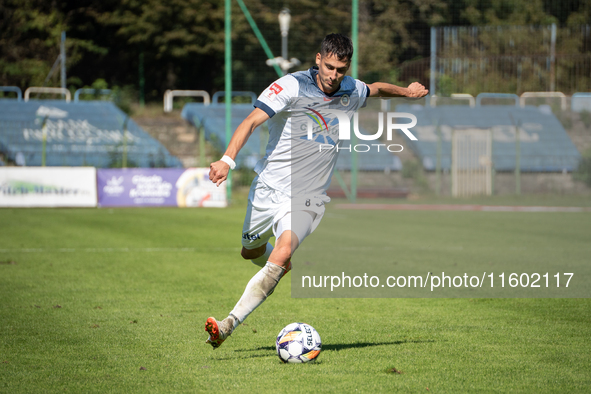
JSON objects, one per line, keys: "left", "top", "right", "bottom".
{"left": 241, "top": 176, "right": 329, "bottom": 250}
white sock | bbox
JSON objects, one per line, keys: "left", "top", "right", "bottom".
{"left": 230, "top": 262, "right": 285, "bottom": 324}
{"left": 251, "top": 243, "right": 273, "bottom": 267}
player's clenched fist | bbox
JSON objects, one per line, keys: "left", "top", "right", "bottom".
{"left": 406, "top": 82, "right": 428, "bottom": 98}
{"left": 209, "top": 160, "right": 229, "bottom": 187}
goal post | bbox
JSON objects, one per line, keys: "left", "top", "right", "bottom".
{"left": 451, "top": 128, "right": 492, "bottom": 197}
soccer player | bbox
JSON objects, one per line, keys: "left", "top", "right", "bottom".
{"left": 205, "top": 33, "right": 428, "bottom": 348}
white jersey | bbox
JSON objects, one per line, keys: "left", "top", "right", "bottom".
{"left": 254, "top": 67, "right": 369, "bottom": 197}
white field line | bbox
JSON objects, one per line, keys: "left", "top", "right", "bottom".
{"left": 0, "top": 247, "right": 240, "bottom": 253}
{"left": 336, "top": 204, "right": 591, "bottom": 212}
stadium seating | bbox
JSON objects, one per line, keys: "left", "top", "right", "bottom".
{"left": 0, "top": 100, "right": 182, "bottom": 168}
{"left": 571, "top": 93, "right": 591, "bottom": 113}
{"left": 395, "top": 104, "right": 581, "bottom": 172}
{"left": 181, "top": 102, "right": 401, "bottom": 171}
{"left": 181, "top": 103, "right": 264, "bottom": 169}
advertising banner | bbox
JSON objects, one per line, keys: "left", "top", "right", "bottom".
{"left": 0, "top": 167, "right": 97, "bottom": 207}
{"left": 97, "top": 168, "right": 226, "bottom": 207}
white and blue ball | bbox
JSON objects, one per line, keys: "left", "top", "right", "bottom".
{"left": 275, "top": 322, "right": 322, "bottom": 363}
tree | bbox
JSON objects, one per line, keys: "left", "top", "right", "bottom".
{"left": 0, "top": 0, "right": 106, "bottom": 89}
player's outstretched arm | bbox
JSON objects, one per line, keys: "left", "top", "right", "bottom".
{"left": 367, "top": 81, "right": 428, "bottom": 98}
{"left": 209, "top": 108, "right": 270, "bottom": 186}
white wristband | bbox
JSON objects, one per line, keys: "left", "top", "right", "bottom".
{"left": 220, "top": 155, "right": 236, "bottom": 170}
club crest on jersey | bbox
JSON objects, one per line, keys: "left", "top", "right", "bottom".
{"left": 265, "top": 83, "right": 283, "bottom": 101}
{"left": 340, "top": 94, "right": 350, "bottom": 107}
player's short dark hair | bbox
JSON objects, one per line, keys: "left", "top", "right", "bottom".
{"left": 320, "top": 34, "right": 353, "bottom": 62}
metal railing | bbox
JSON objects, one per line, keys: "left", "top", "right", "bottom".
{"left": 0, "top": 86, "right": 23, "bottom": 101}
{"left": 476, "top": 93, "right": 520, "bottom": 107}
{"left": 520, "top": 92, "right": 567, "bottom": 111}
{"left": 571, "top": 92, "right": 591, "bottom": 113}
{"left": 24, "top": 87, "right": 71, "bottom": 102}
{"left": 163, "top": 90, "right": 210, "bottom": 113}
{"left": 430, "top": 93, "right": 475, "bottom": 107}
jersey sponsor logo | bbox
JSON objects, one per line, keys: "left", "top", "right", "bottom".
{"left": 242, "top": 232, "right": 261, "bottom": 241}
{"left": 270, "top": 83, "right": 283, "bottom": 94}
{"left": 302, "top": 107, "right": 338, "bottom": 146}
{"left": 264, "top": 82, "right": 283, "bottom": 101}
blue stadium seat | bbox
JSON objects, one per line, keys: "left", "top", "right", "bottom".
{"left": 395, "top": 104, "right": 581, "bottom": 172}
{"left": 181, "top": 103, "right": 264, "bottom": 169}
{"left": 181, "top": 102, "right": 402, "bottom": 171}
{"left": 0, "top": 100, "right": 182, "bottom": 168}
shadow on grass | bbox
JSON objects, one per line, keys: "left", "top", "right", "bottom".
{"left": 213, "top": 339, "right": 436, "bottom": 360}
{"left": 235, "top": 338, "right": 435, "bottom": 353}
{"left": 214, "top": 353, "right": 276, "bottom": 361}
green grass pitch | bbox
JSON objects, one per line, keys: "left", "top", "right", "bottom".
{"left": 0, "top": 201, "right": 590, "bottom": 392}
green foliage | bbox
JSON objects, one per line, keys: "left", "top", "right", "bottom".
{"left": 402, "top": 159, "right": 430, "bottom": 192}
{"left": 74, "top": 78, "right": 136, "bottom": 115}
{"left": 90, "top": 78, "right": 109, "bottom": 90}
{"left": 558, "top": 112, "right": 574, "bottom": 130}
{"left": 580, "top": 110, "right": 591, "bottom": 129}
{"left": 1, "top": 0, "right": 591, "bottom": 100}
{"left": 232, "top": 167, "right": 257, "bottom": 189}
{"left": 0, "top": 0, "right": 107, "bottom": 88}
{"left": 111, "top": 85, "right": 137, "bottom": 116}
{"left": 573, "top": 148, "right": 591, "bottom": 187}
{"left": 107, "top": 139, "right": 138, "bottom": 168}
{"left": 100, "top": 0, "right": 226, "bottom": 59}
{"left": 401, "top": 159, "right": 421, "bottom": 179}
{"left": 147, "top": 148, "right": 168, "bottom": 168}
{"left": 432, "top": 22, "right": 591, "bottom": 95}
{"left": 436, "top": 74, "right": 457, "bottom": 97}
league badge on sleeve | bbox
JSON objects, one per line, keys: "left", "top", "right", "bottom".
{"left": 265, "top": 82, "right": 283, "bottom": 101}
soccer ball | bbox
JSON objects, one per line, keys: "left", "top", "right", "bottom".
{"left": 275, "top": 322, "right": 322, "bottom": 363}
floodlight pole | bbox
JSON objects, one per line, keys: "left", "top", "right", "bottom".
{"left": 279, "top": 9, "right": 290, "bottom": 75}
{"left": 515, "top": 122, "right": 521, "bottom": 196}
{"left": 351, "top": 1, "right": 358, "bottom": 80}
{"left": 41, "top": 116, "right": 48, "bottom": 166}
{"left": 60, "top": 32, "right": 66, "bottom": 90}
{"left": 237, "top": 0, "right": 283, "bottom": 78}
{"left": 139, "top": 51, "right": 145, "bottom": 108}
{"left": 225, "top": 0, "right": 232, "bottom": 201}
{"left": 122, "top": 116, "right": 129, "bottom": 168}
{"left": 350, "top": 0, "right": 359, "bottom": 203}
{"left": 430, "top": 27, "right": 436, "bottom": 98}
{"left": 549, "top": 23, "right": 556, "bottom": 92}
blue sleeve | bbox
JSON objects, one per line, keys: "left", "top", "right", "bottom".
{"left": 254, "top": 100, "right": 276, "bottom": 118}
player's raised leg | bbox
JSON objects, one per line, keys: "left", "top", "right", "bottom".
{"left": 204, "top": 210, "right": 316, "bottom": 349}
{"left": 205, "top": 210, "right": 317, "bottom": 349}
{"left": 204, "top": 230, "right": 294, "bottom": 348}
{"left": 242, "top": 242, "right": 292, "bottom": 274}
